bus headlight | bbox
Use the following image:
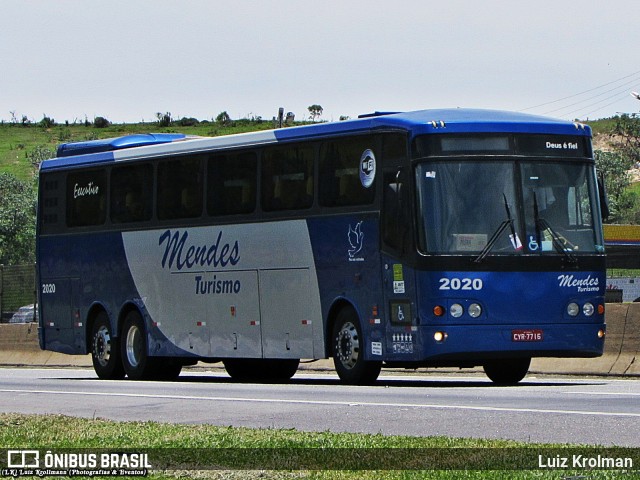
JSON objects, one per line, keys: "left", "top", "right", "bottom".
{"left": 567, "top": 303, "right": 580, "bottom": 317}
{"left": 583, "top": 302, "right": 595, "bottom": 316}
{"left": 450, "top": 303, "right": 463, "bottom": 318}
{"left": 468, "top": 303, "right": 482, "bottom": 318}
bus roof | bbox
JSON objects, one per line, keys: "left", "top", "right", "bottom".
{"left": 41, "top": 109, "right": 591, "bottom": 171}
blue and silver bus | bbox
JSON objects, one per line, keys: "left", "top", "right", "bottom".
{"left": 36, "top": 109, "right": 606, "bottom": 384}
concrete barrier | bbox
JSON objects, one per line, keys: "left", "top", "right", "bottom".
{"left": 1, "top": 304, "right": 638, "bottom": 376}
{"left": 531, "top": 303, "right": 626, "bottom": 375}
{"left": 0, "top": 323, "right": 92, "bottom": 367}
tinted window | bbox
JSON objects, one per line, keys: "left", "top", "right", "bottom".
{"left": 261, "top": 145, "right": 314, "bottom": 211}
{"left": 66, "top": 169, "right": 107, "bottom": 227}
{"left": 111, "top": 164, "right": 153, "bottom": 223}
{"left": 40, "top": 174, "right": 63, "bottom": 232}
{"left": 207, "top": 152, "right": 257, "bottom": 216}
{"left": 157, "top": 156, "right": 204, "bottom": 220}
{"left": 319, "top": 137, "right": 376, "bottom": 207}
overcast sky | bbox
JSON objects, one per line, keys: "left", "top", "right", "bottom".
{"left": 2, "top": 0, "right": 640, "bottom": 124}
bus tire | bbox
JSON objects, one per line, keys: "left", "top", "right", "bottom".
{"left": 91, "top": 312, "right": 125, "bottom": 380}
{"left": 120, "top": 311, "right": 154, "bottom": 380}
{"left": 483, "top": 357, "right": 530, "bottom": 385}
{"left": 332, "top": 308, "right": 381, "bottom": 385}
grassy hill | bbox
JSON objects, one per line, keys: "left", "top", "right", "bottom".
{"left": 0, "top": 120, "right": 277, "bottom": 181}
{"left": 0, "top": 115, "right": 622, "bottom": 181}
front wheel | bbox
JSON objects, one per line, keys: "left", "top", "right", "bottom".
{"left": 332, "top": 308, "right": 381, "bottom": 385}
{"left": 91, "top": 312, "right": 125, "bottom": 380}
{"left": 483, "top": 357, "right": 531, "bottom": 385}
{"left": 120, "top": 311, "right": 155, "bottom": 380}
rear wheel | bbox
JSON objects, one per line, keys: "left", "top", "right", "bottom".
{"left": 91, "top": 312, "right": 125, "bottom": 380}
{"left": 120, "top": 311, "right": 155, "bottom": 380}
{"left": 483, "top": 357, "right": 531, "bottom": 385}
{"left": 332, "top": 308, "right": 381, "bottom": 385}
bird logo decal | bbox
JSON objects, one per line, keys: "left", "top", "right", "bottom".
{"left": 348, "top": 221, "right": 364, "bottom": 260}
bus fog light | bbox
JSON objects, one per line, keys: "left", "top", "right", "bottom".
{"left": 450, "top": 303, "right": 463, "bottom": 318}
{"left": 583, "top": 302, "right": 594, "bottom": 316}
{"left": 567, "top": 303, "right": 579, "bottom": 317}
{"left": 468, "top": 303, "right": 482, "bottom": 318}
{"left": 434, "top": 331, "right": 448, "bottom": 343}
{"left": 598, "top": 329, "right": 605, "bottom": 339}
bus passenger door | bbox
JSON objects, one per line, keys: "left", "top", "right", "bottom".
{"left": 259, "top": 268, "right": 315, "bottom": 359}
{"left": 381, "top": 169, "right": 418, "bottom": 357}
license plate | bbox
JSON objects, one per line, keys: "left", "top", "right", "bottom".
{"left": 512, "top": 329, "right": 543, "bottom": 342}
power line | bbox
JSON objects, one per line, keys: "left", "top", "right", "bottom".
{"left": 541, "top": 78, "right": 639, "bottom": 117}
{"left": 521, "top": 70, "right": 640, "bottom": 112}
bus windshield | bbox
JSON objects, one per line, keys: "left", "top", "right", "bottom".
{"left": 415, "top": 160, "right": 604, "bottom": 255}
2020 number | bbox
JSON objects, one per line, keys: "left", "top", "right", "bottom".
{"left": 438, "top": 278, "right": 483, "bottom": 291}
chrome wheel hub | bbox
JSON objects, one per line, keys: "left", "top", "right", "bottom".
{"left": 93, "top": 326, "right": 112, "bottom": 367}
{"left": 335, "top": 321, "right": 360, "bottom": 369}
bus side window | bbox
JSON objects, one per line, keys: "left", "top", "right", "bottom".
{"left": 208, "top": 152, "right": 257, "bottom": 216}
{"left": 111, "top": 164, "right": 153, "bottom": 223}
{"left": 157, "top": 156, "right": 204, "bottom": 220}
{"left": 66, "top": 169, "right": 107, "bottom": 227}
{"left": 261, "top": 145, "right": 314, "bottom": 212}
{"left": 319, "top": 137, "right": 375, "bottom": 207}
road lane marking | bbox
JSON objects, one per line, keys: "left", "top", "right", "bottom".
{"left": 1, "top": 388, "right": 639, "bottom": 418}
{"left": 564, "top": 391, "right": 640, "bottom": 397}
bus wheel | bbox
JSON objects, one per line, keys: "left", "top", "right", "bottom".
{"left": 91, "top": 312, "right": 125, "bottom": 380}
{"left": 332, "top": 309, "right": 381, "bottom": 385}
{"left": 121, "top": 311, "right": 154, "bottom": 380}
{"left": 483, "top": 357, "right": 531, "bottom": 385}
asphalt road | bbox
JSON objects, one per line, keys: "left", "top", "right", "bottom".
{"left": 0, "top": 367, "right": 638, "bottom": 447}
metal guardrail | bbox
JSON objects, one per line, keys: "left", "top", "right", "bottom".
{"left": 0, "top": 264, "right": 37, "bottom": 323}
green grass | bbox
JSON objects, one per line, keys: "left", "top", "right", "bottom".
{"left": 0, "top": 121, "right": 279, "bottom": 180}
{"left": 0, "top": 413, "right": 636, "bottom": 479}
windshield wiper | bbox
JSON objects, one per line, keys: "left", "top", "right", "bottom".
{"left": 474, "top": 194, "right": 521, "bottom": 263}
{"left": 533, "top": 192, "right": 577, "bottom": 262}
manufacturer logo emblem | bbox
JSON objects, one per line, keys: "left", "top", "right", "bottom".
{"left": 347, "top": 221, "right": 364, "bottom": 261}
{"left": 359, "top": 149, "right": 376, "bottom": 188}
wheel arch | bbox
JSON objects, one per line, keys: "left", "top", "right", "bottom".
{"left": 117, "top": 302, "right": 147, "bottom": 341}
{"left": 84, "top": 302, "right": 110, "bottom": 352}
{"left": 325, "top": 298, "right": 360, "bottom": 357}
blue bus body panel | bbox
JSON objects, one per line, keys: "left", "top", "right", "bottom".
{"left": 42, "top": 151, "right": 116, "bottom": 170}
{"left": 272, "top": 109, "right": 591, "bottom": 142}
